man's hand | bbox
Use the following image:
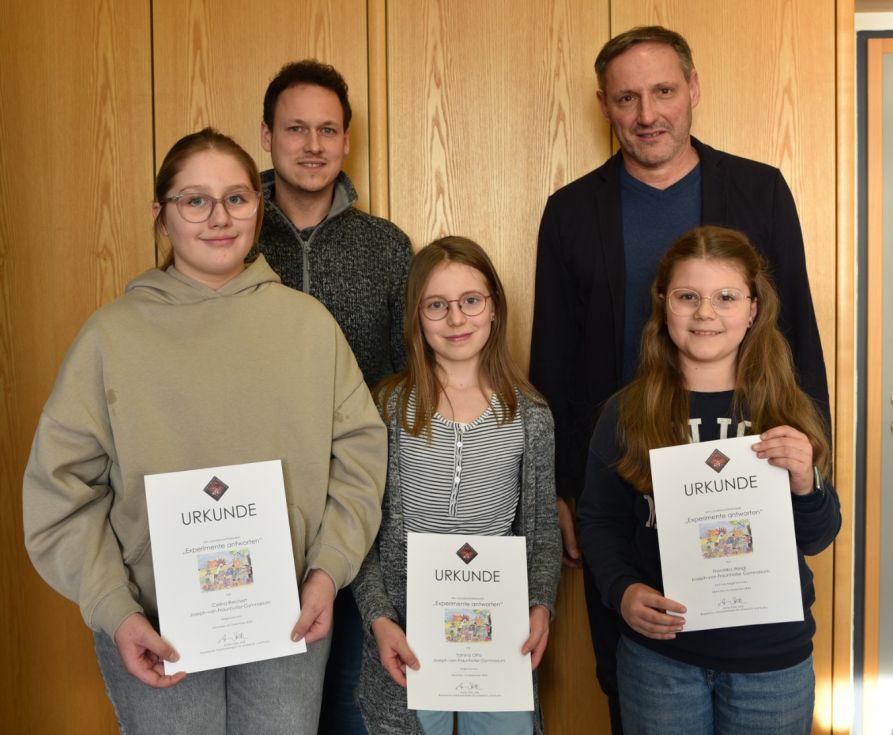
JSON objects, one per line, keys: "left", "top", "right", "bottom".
{"left": 371, "top": 617, "right": 419, "bottom": 687}
{"left": 113, "top": 613, "right": 186, "bottom": 688}
{"left": 521, "top": 605, "right": 551, "bottom": 670}
{"left": 557, "top": 497, "right": 582, "bottom": 568}
{"left": 291, "top": 569, "right": 337, "bottom": 645}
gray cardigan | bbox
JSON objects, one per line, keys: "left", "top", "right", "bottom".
{"left": 352, "top": 391, "right": 562, "bottom": 734}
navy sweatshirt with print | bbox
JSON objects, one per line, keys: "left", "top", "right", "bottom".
{"left": 578, "top": 391, "right": 841, "bottom": 672}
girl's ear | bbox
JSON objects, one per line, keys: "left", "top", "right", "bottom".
{"left": 152, "top": 202, "right": 167, "bottom": 236}
{"left": 748, "top": 295, "right": 759, "bottom": 326}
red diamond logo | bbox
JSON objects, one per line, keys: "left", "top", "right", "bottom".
{"left": 705, "top": 449, "right": 730, "bottom": 473}
{"left": 203, "top": 476, "right": 229, "bottom": 501}
{"left": 456, "top": 543, "right": 478, "bottom": 565}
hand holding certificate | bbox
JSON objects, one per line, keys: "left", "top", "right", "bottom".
{"left": 649, "top": 435, "right": 803, "bottom": 632}
{"left": 145, "top": 460, "right": 305, "bottom": 674}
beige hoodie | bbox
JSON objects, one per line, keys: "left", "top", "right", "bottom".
{"left": 23, "top": 256, "right": 386, "bottom": 638}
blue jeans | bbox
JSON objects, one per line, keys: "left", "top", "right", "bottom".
{"left": 417, "top": 710, "right": 534, "bottom": 735}
{"left": 94, "top": 628, "right": 331, "bottom": 735}
{"left": 318, "top": 588, "right": 367, "bottom": 734}
{"left": 616, "top": 635, "right": 814, "bottom": 735}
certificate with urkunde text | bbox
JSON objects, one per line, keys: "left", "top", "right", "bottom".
{"left": 145, "top": 460, "right": 305, "bottom": 674}
{"left": 406, "top": 533, "right": 533, "bottom": 712}
{"left": 649, "top": 436, "right": 803, "bottom": 632}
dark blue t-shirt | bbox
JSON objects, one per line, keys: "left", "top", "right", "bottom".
{"left": 621, "top": 165, "right": 701, "bottom": 382}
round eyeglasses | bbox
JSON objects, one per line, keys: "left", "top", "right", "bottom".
{"left": 665, "top": 287, "right": 755, "bottom": 316}
{"left": 163, "top": 190, "right": 261, "bottom": 223}
{"left": 420, "top": 292, "right": 491, "bottom": 321}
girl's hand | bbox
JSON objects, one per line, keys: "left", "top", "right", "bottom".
{"left": 522, "top": 605, "right": 550, "bottom": 670}
{"left": 751, "top": 425, "right": 815, "bottom": 495}
{"left": 620, "top": 583, "right": 686, "bottom": 640}
{"left": 371, "top": 617, "right": 419, "bottom": 687}
{"left": 291, "top": 569, "right": 337, "bottom": 645}
{"left": 114, "top": 612, "right": 186, "bottom": 688}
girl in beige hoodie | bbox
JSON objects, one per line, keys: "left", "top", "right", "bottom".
{"left": 23, "top": 128, "right": 386, "bottom": 734}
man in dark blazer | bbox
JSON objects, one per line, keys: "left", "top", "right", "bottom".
{"left": 529, "top": 25, "right": 829, "bottom": 734}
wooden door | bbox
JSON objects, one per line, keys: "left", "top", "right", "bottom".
{"left": 0, "top": 1, "right": 154, "bottom": 732}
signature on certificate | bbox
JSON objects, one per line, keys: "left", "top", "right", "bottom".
{"left": 217, "top": 631, "right": 246, "bottom": 645}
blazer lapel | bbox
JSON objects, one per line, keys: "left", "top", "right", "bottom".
{"left": 594, "top": 152, "right": 626, "bottom": 380}
{"left": 694, "top": 137, "right": 728, "bottom": 224}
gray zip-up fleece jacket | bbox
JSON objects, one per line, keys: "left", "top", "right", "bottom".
{"left": 254, "top": 170, "right": 413, "bottom": 388}
{"left": 352, "top": 391, "right": 562, "bottom": 734}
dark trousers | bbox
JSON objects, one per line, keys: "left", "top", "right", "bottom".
{"left": 583, "top": 563, "right": 624, "bottom": 734}
{"left": 318, "top": 588, "right": 368, "bottom": 735}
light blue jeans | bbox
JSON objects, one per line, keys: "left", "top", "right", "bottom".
{"left": 616, "top": 635, "right": 814, "bottom": 735}
{"left": 94, "top": 628, "right": 331, "bottom": 735}
{"left": 417, "top": 709, "right": 534, "bottom": 735}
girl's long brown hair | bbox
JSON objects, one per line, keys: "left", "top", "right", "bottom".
{"left": 376, "top": 236, "right": 542, "bottom": 436}
{"left": 616, "top": 226, "right": 830, "bottom": 492}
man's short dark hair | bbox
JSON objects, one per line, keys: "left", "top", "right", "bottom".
{"left": 263, "top": 59, "right": 352, "bottom": 130}
{"left": 594, "top": 26, "right": 695, "bottom": 91}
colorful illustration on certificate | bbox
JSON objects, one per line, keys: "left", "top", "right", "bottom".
{"left": 197, "top": 548, "right": 254, "bottom": 592}
{"left": 444, "top": 608, "right": 492, "bottom": 643}
{"left": 698, "top": 518, "right": 753, "bottom": 559}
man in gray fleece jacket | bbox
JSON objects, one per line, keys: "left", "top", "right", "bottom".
{"left": 256, "top": 59, "right": 413, "bottom": 735}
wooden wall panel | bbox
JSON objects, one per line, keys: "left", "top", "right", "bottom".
{"left": 152, "top": 0, "right": 371, "bottom": 220}
{"left": 833, "top": 4, "right": 855, "bottom": 732}
{"left": 0, "top": 0, "right": 154, "bottom": 731}
{"left": 609, "top": 2, "right": 841, "bottom": 733}
{"left": 387, "top": 0, "right": 610, "bottom": 361}
{"left": 386, "top": 2, "right": 613, "bottom": 730}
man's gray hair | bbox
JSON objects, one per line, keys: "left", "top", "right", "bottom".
{"left": 595, "top": 26, "right": 695, "bottom": 90}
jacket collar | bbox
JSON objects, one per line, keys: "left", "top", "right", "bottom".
{"left": 259, "top": 169, "right": 358, "bottom": 228}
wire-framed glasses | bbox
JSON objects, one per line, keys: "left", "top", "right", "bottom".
{"left": 665, "top": 287, "right": 754, "bottom": 316}
{"left": 163, "top": 189, "right": 261, "bottom": 223}
{"left": 420, "top": 292, "right": 491, "bottom": 321}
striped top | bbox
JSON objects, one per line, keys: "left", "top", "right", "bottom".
{"left": 400, "top": 392, "right": 524, "bottom": 537}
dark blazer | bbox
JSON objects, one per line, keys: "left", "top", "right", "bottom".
{"left": 529, "top": 137, "right": 830, "bottom": 500}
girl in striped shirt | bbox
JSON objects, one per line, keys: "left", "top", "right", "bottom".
{"left": 352, "top": 236, "right": 562, "bottom": 735}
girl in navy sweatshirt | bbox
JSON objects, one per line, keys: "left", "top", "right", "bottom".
{"left": 578, "top": 225, "right": 840, "bottom": 735}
